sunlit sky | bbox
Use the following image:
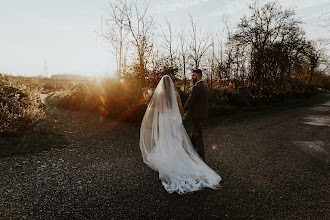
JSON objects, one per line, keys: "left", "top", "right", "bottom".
{"left": 1, "top": 0, "right": 329, "bottom": 77}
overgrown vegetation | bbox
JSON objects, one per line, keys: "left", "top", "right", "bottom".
{"left": 0, "top": 74, "right": 45, "bottom": 137}
{"left": 0, "top": 74, "right": 68, "bottom": 157}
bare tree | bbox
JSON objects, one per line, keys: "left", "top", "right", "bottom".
{"left": 157, "top": 19, "right": 179, "bottom": 81}
{"left": 205, "top": 33, "right": 217, "bottom": 89}
{"left": 100, "top": 0, "right": 154, "bottom": 83}
{"left": 214, "top": 34, "right": 226, "bottom": 82}
{"left": 305, "top": 39, "right": 329, "bottom": 86}
{"left": 178, "top": 30, "right": 189, "bottom": 91}
{"left": 122, "top": 0, "right": 154, "bottom": 82}
{"left": 99, "top": 0, "right": 131, "bottom": 78}
{"left": 208, "top": 33, "right": 228, "bottom": 88}
{"left": 187, "top": 13, "right": 212, "bottom": 70}
{"left": 230, "top": 1, "right": 307, "bottom": 96}
{"left": 221, "top": 13, "right": 234, "bottom": 82}
{"left": 160, "top": 19, "right": 177, "bottom": 68}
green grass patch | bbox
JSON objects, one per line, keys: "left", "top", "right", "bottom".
{"left": 0, "top": 123, "right": 69, "bottom": 157}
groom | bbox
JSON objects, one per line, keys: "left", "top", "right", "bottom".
{"left": 183, "top": 69, "right": 209, "bottom": 161}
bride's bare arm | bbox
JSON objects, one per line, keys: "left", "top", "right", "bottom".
{"left": 176, "top": 92, "right": 184, "bottom": 116}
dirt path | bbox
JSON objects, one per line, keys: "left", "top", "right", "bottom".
{"left": 0, "top": 100, "right": 329, "bottom": 220}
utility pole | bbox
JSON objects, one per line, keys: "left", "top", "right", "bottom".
{"left": 44, "top": 58, "right": 48, "bottom": 78}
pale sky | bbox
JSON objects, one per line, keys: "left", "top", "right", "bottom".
{"left": 1, "top": 0, "right": 329, "bottom": 77}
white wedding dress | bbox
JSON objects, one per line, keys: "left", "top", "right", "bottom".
{"left": 139, "top": 75, "right": 221, "bottom": 194}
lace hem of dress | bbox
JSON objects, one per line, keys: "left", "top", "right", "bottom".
{"left": 161, "top": 175, "right": 221, "bottom": 195}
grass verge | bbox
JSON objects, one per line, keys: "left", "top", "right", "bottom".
{"left": 0, "top": 122, "right": 69, "bottom": 158}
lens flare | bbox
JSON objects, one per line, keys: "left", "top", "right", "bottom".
{"left": 99, "top": 95, "right": 106, "bottom": 106}
{"left": 76, "top": 72, "right": 161, "bottom": 140}
{"left": 99, "top": 93, "right": 108, "bottom": 122}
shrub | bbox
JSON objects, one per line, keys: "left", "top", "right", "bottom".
{"left": 209, "top": 87, "right": 233, "bottom": 105}
{"left": 0, "top": 74, "right": 45, "bottom": 137}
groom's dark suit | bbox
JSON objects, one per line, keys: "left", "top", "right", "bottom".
{"left": 184, "top": 81, "right": 209, "bottom": 161}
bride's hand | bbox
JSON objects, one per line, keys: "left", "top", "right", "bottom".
{"left": 182, "top": 114, "right": 187, "bottom": 121}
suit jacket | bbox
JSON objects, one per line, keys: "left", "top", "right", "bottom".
{"left": 183, "top": 81, "right": 209, "bottom": 120}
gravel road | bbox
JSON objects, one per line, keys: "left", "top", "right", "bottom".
{"left": 1, "top": 99, "right": 329, "bottom": 220}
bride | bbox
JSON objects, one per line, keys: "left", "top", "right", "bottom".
{"left": 139, "top": 75, "right": 221, "bottom": 194}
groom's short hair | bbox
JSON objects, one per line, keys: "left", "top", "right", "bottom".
{"left": 192, "top": 69, "right": 202, "bottom": 78}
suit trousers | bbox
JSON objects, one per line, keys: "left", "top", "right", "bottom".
{"left": 190, "top": 119, "right": 205, "bottom": 161}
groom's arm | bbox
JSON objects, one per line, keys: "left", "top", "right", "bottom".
{"left": 183, "top": 86, "right": 198, "bottom": 113}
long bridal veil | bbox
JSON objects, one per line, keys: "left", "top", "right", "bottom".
{"left": 139, "top": 75, "right": 221, "bottom": 194}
